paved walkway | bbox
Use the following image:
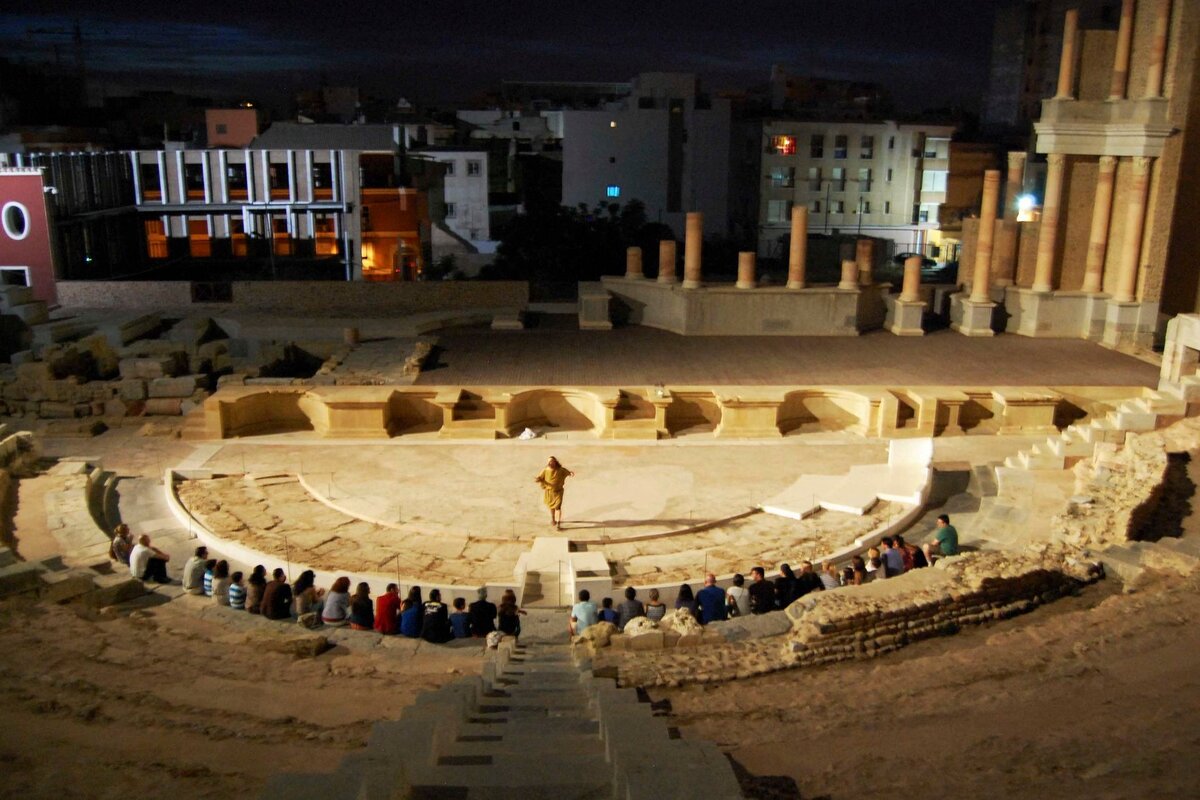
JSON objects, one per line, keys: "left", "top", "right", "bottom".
{"left": 419, "top": 323, "right": 1160, "bottom": 386}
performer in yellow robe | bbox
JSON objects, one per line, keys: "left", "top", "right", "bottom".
{"left": 535, "top": 456, "right": 575, "bottom": 529}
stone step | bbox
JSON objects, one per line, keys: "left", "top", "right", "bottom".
{"left": 1097, "top": 546, "right": 1145, "bottom": 583}
{"left": 1157, "top": 537, "right": 1200, "bottom": 557}
{"left": 443, "top": 731, "right": 602, "bottom": 758}
{"left": 456, "top": 716, "right": 601, "bottom": 737}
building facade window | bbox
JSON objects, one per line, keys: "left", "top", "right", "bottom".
{"left": 810, "top": 134, "right": 824, "bottom": 158}
{"left": 770, "top": 167, "right": 795, "bottom": 188}
{"left": 767, "top": 199, "right": 793, "bottom": 223}
{"left": 444, "top": 160, "right": 456, "bottom": 176}
{"left": 858, "top": 168, "right": 872, "bottom": 191}
{"left": 921, "top": 170, "right": 948, "bottom": 192}
{"left": 834, "top": 135, "right": 848, "bottom": 159}
{"left": 606, "top": 185, "right": 621, "bottom": 198}
{"left": 445, "top": 202, "right": 457, "bottom": 218}
{"left": 888, "top": 136, "right": 896, "bottom": 150}
{"left": 770, "top": 135, "right": 796, "bottom": 155}
{"left": 884, "top": 200, "right": 892, "bottom": 214}
{"left": 831, "top": 167, "right": 846, "bottom": 191}
{"left": 860, "top": 200, "right": 871, "bottom": 214}
{"left": 810, "top": 199, "right": 822, "bottom": 213}
{"left": 807, "top": 167, "right": 821, "bottom": 191}
{"left": 467, "top": 160, "right": 482, "bottom": 176}
{"left": 860, "top": 136, "right": 874, "bottom": 158}
{"left": 886, "top": 168, "right": 894, "bottom": 182}
{"left": 832, "top": 200, "right": 845, "bottom": 214}
{"left": 1, "top": 202, "right": 29, "bottom": 241}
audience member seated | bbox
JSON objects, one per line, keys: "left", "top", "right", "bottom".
{"left": 616, "top": 586, "right": 645, "bottom": 631}
{"left": 895, "top": 534, "right": 915, "bottom": 571}
{"left": 202, "top": 559, "right": 217, "bottom": 597}
{"left": 748, "top": 567, "right": 774, "bottom": 614}
{"left": 774, "top": 564, "right": 798, "bottom": 609}
{"left": 348, "top": 582, "right": 374, "bottom": 631}
{"left": 246, "top": 566, "right": 267, "bottom": 614}
{"left": 795, "top": 561, "right": 825, "bottom": 598}
{"left": 570, "top": 589, "right": 598, "bottom": 636}
{"left": 292, "top": 570, "right": 326, "bottom": 616}
{"left": 881, "top": 537, "right": 906, "bottom": 578}
{"left": 468, "top": 588, "right": 496, "bottom": 637}
{"left": 675, "top": 583, "right": 698, "bottom": 619}
{"left": 262, "top": 568, "right": 294, "bottom": 621}
{"left": 109, "top": 524, "right": 135, "bottom": 566}
{"left": 865, "top": 547, "right": 883, "bottom": 579}
{"left": 644, "top": 588, "right": 667, "bottom": 623}
{"left": 726, "top": 574, "right": 750, "bottom": 618}
{"left": 421, "top": 589, "right": 452, "bottom": 643}
{"left": 907, "top": 541, "right": 929, "bottom": 569}
{"left": 450, "top": 597, "right": 471, "bottom": 638}
{"left": 399, "top": 598, "right": 422, "bottom": 638}
{"left": 696, "top": 573, "right": 727, "bottom": 625}
{"left": 211, "top": 560, "right": 231, "bottom": 606}
{"left": 374, "top": 583, "right": 401, "bottom": 635}
{"left": 599, "top": 597, "right": 618, "bottom": 625}
{"left": 851, "top": 555, "right": 868, "bottom": 585}
{"left": 182, "top": 546, "right": 208, "bottom": 595}
{"left": 129, "top": 535, "right": 171, "bottom": 584}
{"left": 321, "top": 576, "right": 352, "bottom": 626}
{"left": 229, "top": 571, "right": 246, "bottom": 610}
{"left": 925, "top": 514, "right": 960, "bottom": 562}
{"left": 498, "top": 589, "right": 526, "bottom": 640}
{"left": 820, "top": 562, "right": 841, "bottom": 591}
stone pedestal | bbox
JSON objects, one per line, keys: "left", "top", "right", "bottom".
{"left": 952, "top": 297, "right": 996, "bottom": 337}
{"left": 682, "top": 212, "right": 703, "bottom": 289}
{"left": 736, "top": 252, "right": 756, "bottom": 289}
{"left": 855, "top": 239, "right": 874, "bottom": 286}
{"left": 658, "top": 240, "right": 677, "bottom": 284}
{"left": 624, "top": 246, "right": 643, "bottom": 279}
{"left": 838, "top": 260, "right": 859, "bottom": 291}
{"left": 1005, "top": 288, "right": 1109, "bottom": 340}
{"left": 1102, "top": 299, "right": 1149, "bottom": 350}
{"left": 993, "top": 388, "right": 1059, "bottom": 435}
{"left": 578, "top": 283, "right": 613, "bottom": 330}
{"left": 887, "top": 299, "right": 926, "bottom": 337}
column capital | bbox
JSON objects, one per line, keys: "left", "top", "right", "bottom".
{"left": 1047, "top": 153, "right": 1067, "bottom": 168}
{"left": 1132, "top": 155, "right": 1154, "bottom": 172}
{"left": 1098, "top": 155, "right": 1118, "bottom": 171}
{"left": 1007, "top": 151, "right": 1027, "bottom": 170}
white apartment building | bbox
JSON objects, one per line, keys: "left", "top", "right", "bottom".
{"left": 416, "top": 148, "right": 493, "bottom": 250}
{"left": 758, "top": 119, "right": 956, "bottom": 257}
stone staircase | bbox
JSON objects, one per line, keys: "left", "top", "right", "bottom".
{"left": 262, "top": 641, "right": 744, "bottom": 799}
{"left": 1093, "top": 535, "right": 1200, "bottom": 584}
{"left": 1003, "top": 392, "right": 1186, "bottom": 471}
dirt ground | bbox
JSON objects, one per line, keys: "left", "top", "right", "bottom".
{"left": 655, "top": 571, "right": 1200, "bottom": 800}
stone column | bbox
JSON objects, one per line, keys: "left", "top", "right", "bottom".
{"left": 855, "top": 238, "right": 874, "bottom": 286}
{"left": 657, "top": 239, "right": 677, "bottom": 284}
{"left": 787, "top": 206, "right": 808, "bottom": 289}
{"left": 838, "top": 260, "right": 859, "bottom": 290}
{"left": 1109, "top": 0, "right": 1135, "bottom": 100}
{"left": 900, "top": 256, "right": 923, "bottom": 302}
{"left": 625, "top": 246, "right": 643, "bottom": 279}
{"left": 1055, "top": 9, "right": 1080, "bottom": 99}
{"left": 1082, "top": 156, "right": 1118, "bottom": 293}
{"left": 736, "top": 252, "right": 756, "bottom": 289}
{"left": 1114, "top": 156, "right": 1153, "bottom": 303}
{"left": 682, "top": 212, "right": 703, "bottom": 289}
{"left": 970, "top": 169, "right": 1001, "bottom": 302}
{"left": 1145, "top": 0, "right": 1172, "bottom": 98}
{"left": 1032, "top": 153, "right": 1067, "bottom": 293}
{"left": 1004, "top": 151, "right": 1026, "bottom": 217}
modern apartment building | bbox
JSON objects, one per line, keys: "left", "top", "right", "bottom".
{"left": 756, "top": 119, "right": 956, "bottom": 258}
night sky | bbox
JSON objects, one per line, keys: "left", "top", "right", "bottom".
{"left": 1, "top": 1, "right": 1007, "bottom": 111}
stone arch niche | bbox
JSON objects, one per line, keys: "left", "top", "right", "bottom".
{"left": 664, "top": 391, "right": 722, "bottom": 436}
{"left": 506, "top": 389, "right": 604, "bottom": 436}
{"left": 218, "top": 389, "right": 319, "bottom": 437}
{"left": 386, "top": 391, "right": 443, "bottom": 435}
{"left": 777, "top": 390, "right": 864, "bottom": 435}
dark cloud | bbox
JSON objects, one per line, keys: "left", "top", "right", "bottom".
{"left": 0, "top": 1, "right": 1005, "bottom": 109}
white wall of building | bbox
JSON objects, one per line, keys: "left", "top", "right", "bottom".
{"left": 421, "top": 151, "right": 491, "bottom": 246}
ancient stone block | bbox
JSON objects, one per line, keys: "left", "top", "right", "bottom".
{"left": 119, "top": 357, "right": 177, "bottom": 380}
{"left": 118, "top": 379, "right": 148, "bottom": 401}
{"left": 38, "top": 401, "right": 81, "bottom": 419}
{"left": 144, "top": 398, "right": 184, "bottom": 416}
{"left": 629, "top": 631, "right": 664, "bottom": 651}
{"left": 148, "top": 375, "right": 203, "bottom": 398}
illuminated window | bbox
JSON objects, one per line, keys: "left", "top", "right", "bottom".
{"left": 445, "top": 202, "right": 457, "bottom": 218}
{"left": 921, "top": 170, "right": 948, "bottom": 192}
{"left": 609, "top": 120, "right": 617, "bottom": 128}
{"left": 807, "top": 167, "right": 821, "bottom": 190}
{"left": 834, "top": 135, "right": 848, "bottom": 159}
{"left": 1, "top": 202, "right": 29, "bottom": 241}
{"left": 810, "top": 134, "right": 824, "bottom": 158}
{"left": 770, "top": 167, "right": 795, "bottom": 188}
{"left": 831, "top": 167, "right": 846, "bottom": 191}
{"left": 860, "top": 200, "right": 871, "bottom": 214}
{"left": 833, "top": 200, "right": 845, "bottom": 214}
{"left": 860, "top": 136, "right": 874, "bottom": 158}
{"left": 606, "top": 185, "right": 621, "bottom": 198}
{"left": 767, "top": 200, "right": 792, "bottom": 223}
{"left": 771, "top": 135, "right": 796, "bottom": 155}
{"left": 467, "top": 160, "right": 482, "bottom": 176}
{"left": 858, "top": 168, "right": 872, "bottom": 191}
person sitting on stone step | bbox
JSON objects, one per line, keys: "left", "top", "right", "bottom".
{"left": 570, "top": 589, "right": 599, "bottom": 637}
{"left": 675, "top": 583, "right": 699, "bottom": 619}
{"left": 291, "top": 570, "right": 325, "bottom": 617}
{"left": 246, "top": 565, "right": 267, "bottom": 614}
{"left": 129, "top": 534, "right": 171, "bottom": 584}
{"left": 421, "top": 589, "right": 452, "bottom": 643}
{"left": 374, "top": 583, "right": 401, "bottom": 635}
{"left": 449, "top": 597, "right": 471, "bottom": 639}
{"left": 748, "top": 567, "right": 774, "bottom": 614}
{"left": 398, "top": 598, "right": 422, "bottom": 638}
{"left": 880, "top": 537, "right": 906, "bottom": 579}
{"left": 644, "top": 588, "right": 667, "bottom": 623}
{"left": 320, "top": 576, "right": 352, "bottom": 626}
{"left": 109, "top": 524, "right": 135, "bottom": 566}
{"left": 616, "top": 586, "right": 645, "bottom": 632}
{"left": 348, "top": 583, "right": 374, "bottom": 631}
{"left": 182, "top": 546, "right": 208, "bottom": 595}
{"left": 795, "top": 561, "right": 825, "bottom": 597}
{"left": 201, "top": 559, "right": 217, "bottom": 597}
{"left": 228, "top": 571, "right": 246, "bottom": 610}
{"left": 468, "top": 587, "right": 496, "bottom": 637}
{"left": 924, "top": 514, "right": 960, "bottom": 563}
{"left": 894, "top": 535, "right": 915, "bottom": 571}
{"left": 599, "top": 597, "right": 619, "bottom": 625}
{"left": 819, "top": 562, "right": 841, "bottom": 591}
{"left": 211, "top": 560, "right": 231, "bottom": 606}
{"left": 262, "top": 568, "right": 294, "bottom": 621}
{"left": 498, "top": 589, "right": 526, "bottom": 640}
{"left": 696, "top": 574, "right": 727, "bottom": 625}
{"left": 725, "top": 574, "right": 750, "bottom": 618}
{"left": 774, "top": 564, "right": 798, "bottom": 609}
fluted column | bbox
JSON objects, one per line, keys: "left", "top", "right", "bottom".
{"left": 1033, "top": 153, "right": 1067, "bottom": 293}
{"left": 1083, "top": 156, "right": 1118, "bottom": 293}
{"left": 1005, "top": 151, "right": 1026, "bottom": 218}
{"left": 970, "top": 170, "right": 1001, "bottom": 302}
{"left": 1114, "top": 157, "right": 1153, "bottom": 303}
{"left": 787, "top": 206, "right": 808, "bottom": 289}
{"left": 1109, "top": 0, "right": 1135, "bottom": 100}
{"left": 900, "top": 256, "right": 923, "bottom": 302}
{"left": 625, "top": 246, "right": 643, "bottom": 279}
{"left": 736, "top": 252, "right": 756, "bottom": 289}
{"left": 657, "top": 239, "right": 677, "bottom": 283}
{"left": 855, "top": 238, "right": 874, "bottom": 285}
{"left": 682, "top": 212, "right": 703, "bottom": 289}
{"left": 1145, "top": 0, "right": 1172, "bottom": 98}
{"left": 1055, "top": 9, "right": 1080, "bottom": 99}
{"left": 838, "top": 260, "right": 859, "bottom": 291}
